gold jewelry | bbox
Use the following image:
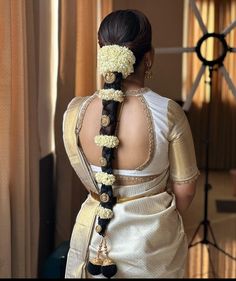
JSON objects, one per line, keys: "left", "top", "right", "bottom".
{"left": 104, "top": 72, "right": 116, "bottom": 84}
{"left": 145, "top": 61, "right": 153, "bottom": 79}
{"left": 99, "top": 156, "right": 107, "bottom": 167}
{"left": 145, "top": 68, "right": 152, "bottom": 79}
{"left": 102, "top": 258, "right": 116, "bottom": 266}
{"left": 101, "top": 115, "right": 110, "bottom": 127}
{"left": 95, "top": 224, "right": 102, "bottom": 233}
{"left": 100, "top": 193, "right": 110, "bottom": 203}
{"left": 101, "top": 237, "right": 117, "bottom": 278}
{"left": 87, "top": 237, "right": 104, "bottom": 275}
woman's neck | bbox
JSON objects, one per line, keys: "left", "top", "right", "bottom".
{"left": 121, "top": 73, "right": 145, "bottom": 92}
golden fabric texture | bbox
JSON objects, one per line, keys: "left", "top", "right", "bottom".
{"left": 168, "top": 100, "right": 200, "bottom": 183}
{"left": 90, "top": 188, "right": 166, "bottom": 203}
{"left": 0, "top": 0, "right": 40, "bottom": 277}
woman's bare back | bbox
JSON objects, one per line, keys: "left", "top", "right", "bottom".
{"left": 79, "top": 95, "right": 151, "bottom": 170}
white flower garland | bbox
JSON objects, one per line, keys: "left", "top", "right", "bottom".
{"left": 98, "top": 45, "right": 136, "bottom": 79}
{"left": 95, "top": 172, "right": 116, "bottom": 185}
{"left": 94, "top": 135, "right": 119, "bottom": 148}
{"left": 98, "top": 89, "right": 125, "bottom": 103}
{"left": 96, "top": 205, "right": 114, "bottom": 219}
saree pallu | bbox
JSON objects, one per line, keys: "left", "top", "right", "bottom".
{"left": 62, "top": 96, "right": 188, "bottom": 278}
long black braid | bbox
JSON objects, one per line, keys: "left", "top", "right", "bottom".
{"left": 96, "top": 72, "right": 123, "bottom": 236}
{"left": 87, "top": 9, "right": 152, "bottom": 278}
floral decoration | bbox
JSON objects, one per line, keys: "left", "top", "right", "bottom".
{"left": 98, "top": 44, "right": 136, "bottom": 79}
{"left": 96, "top": 205, "right": 114, "bottom": 219}
{"left": 98, "top": 89, "right": 125, "bottom": 103}
{"left": 94, "top": 135, "right": 119, "bottom": 148}
{"left": 95, "top": 171, "right": 116, "bottom": 185}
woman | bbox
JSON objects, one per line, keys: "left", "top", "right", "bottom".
{"left": 63, "top": 9, "right": 199, "bottom": 278}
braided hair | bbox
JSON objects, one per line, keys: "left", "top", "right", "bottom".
{"left": 87, "top": 9, "right": 152, "bottom": 278}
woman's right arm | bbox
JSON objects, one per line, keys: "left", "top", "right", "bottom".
{"left": 171, "top": 181, "right": 197, "bottom": 215}
{"left": 168, "top": 100, "right": 200, "bottom": 215}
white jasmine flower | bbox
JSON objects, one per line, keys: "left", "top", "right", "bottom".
{"left": 98, "top": 89, "right": 125, "bottom": 103}
{"left": 98, "top": 45, "right": 136, "bottom": 79}
{"left": 95, "top": 172, "right": 116, "bottom": 185}
{"left": 94, "top": 135, "right": 119, "bottom": 148}
{"left": 96, "top": 205, "right": 114, "bottom": 219}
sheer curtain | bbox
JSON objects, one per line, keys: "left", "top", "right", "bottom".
{"left": 183, "top": 0, "right": 236, "bottom": 278}
{"left": 182, "top": 0, "right": 236, "bottom": 170}
{"left": 0, "top": 0, "right": 59, "bottom": 277}
{"left": 0, "top": 0, "right": 40, "bottom": 277}
{"left": 55, "top": 0, "right": 112, "bottom": 246}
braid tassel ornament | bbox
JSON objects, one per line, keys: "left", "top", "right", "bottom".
{"left": 87, "top": 238, "right": 104, "bottom": 275}
{"left": 87, "top": 237, "right": 117, "bottom": 278}
{"left": 101, "top": 237, "right": 117, "bottom": 278}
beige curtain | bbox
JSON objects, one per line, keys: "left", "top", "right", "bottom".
{"left": 38, "top": 0, "right": 59, "bottom": 158}
{"left": 183, "top": 0, "right": 236, "bottom": 278}
{"left": 55, "top": 0, "right": 112, "bottom": 246}
{"left": 182, "top": 0, "right": 236, "bottom": 170}
{"left": 0, "top": 0, "right": 40, "bottom": 278}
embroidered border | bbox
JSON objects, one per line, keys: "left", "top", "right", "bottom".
{"left": 75, "top": 93, "right": 98, "bottom": 135}
{"left": 135, "top": 95, "right": 155, "bottom": 171}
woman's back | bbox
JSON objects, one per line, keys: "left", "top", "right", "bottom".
{"left": 79, "top": 91, "right": 150, "bottom": 171}
{"left": 63, "top": 8, "right": 199, "bottom": 279}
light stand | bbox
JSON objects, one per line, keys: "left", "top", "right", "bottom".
{"left": 187, "top": 34, "right": 236, "bottom": 278}
{"left": 155, "top": 1, "right": 236, "bottom": 277}
{"left": 188, "top": 70, "right": 236, "bottom": 274}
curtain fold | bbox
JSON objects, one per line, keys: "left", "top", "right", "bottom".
{"left": 0, "top": 0, "right": 40, "bottom": 277}
{"left": 55, "top": 0, "right": 112, "bottom": 246}
{"left": 183, "top": 0, "right": 236, "bottom": 278}
{"left": 182, "top": 0, "right": 236, "bottom": 170}
{"left": 38, "top": 0, "right": 59, "bottom": 158}
{"left": 75, "top": 0, "right": 97, "bottom": 96}
{"left": 55, "top": 0, "right": 80, "bottom": 246}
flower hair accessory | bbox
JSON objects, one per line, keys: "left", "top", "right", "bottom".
{"left": 98, "top": 89, "right": 125, "bottom": 103}
{"left": 94, "top": 135, "right": 119, "bottom": 148}
{"left": 96, "top": 206, "right": 114, "bottom": 219}
{"left": 95, "top": 171, "right": 116, "bottom": 185}
{"left": 98, "top": 45, "right": 136, "bottom": 79}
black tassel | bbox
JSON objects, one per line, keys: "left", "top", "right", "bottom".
{"left": 101, "top": 258, "right": 117, "bottom": 278}
{"left": 87, "top": 257, "right": 103, "bottom": 275}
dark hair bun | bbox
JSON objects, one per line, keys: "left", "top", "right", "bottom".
{"left": 98, "top": 9, "right": 152, "bottom": 69}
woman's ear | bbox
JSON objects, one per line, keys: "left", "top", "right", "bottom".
{"left": 144, "top": 47, "right": 155, "bottom": 68}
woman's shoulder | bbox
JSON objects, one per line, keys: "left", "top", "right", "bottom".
{"left": 144, "top": 88, "right": 173, "bottom": 111}
{"left": 65, "top": 93, "right": 97, "bottom": 112}
{"left": 167, "top": 99, "right": 186, "bottom": 122}
{"left": 147, "top": 89, "right": 184, "bottom": 113}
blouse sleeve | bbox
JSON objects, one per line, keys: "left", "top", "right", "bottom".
{"left": 168, "top": 100, "right": 200, "bottom": 184}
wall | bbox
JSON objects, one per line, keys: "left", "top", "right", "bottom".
{"left": 113, "top": 0, "right": 184, "bottom": 101}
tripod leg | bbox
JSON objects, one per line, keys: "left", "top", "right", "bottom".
{"left": 207, "top": 245, "right": 219, "bottom": 278}
{"left": 207, "top": 222, "right": 218, "bottom": 246}
{"left": 188, "top": 222, "right": 203, "bottom": 248}
{"left": 207, "top": 224, "right": 236, "bottom": 261}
